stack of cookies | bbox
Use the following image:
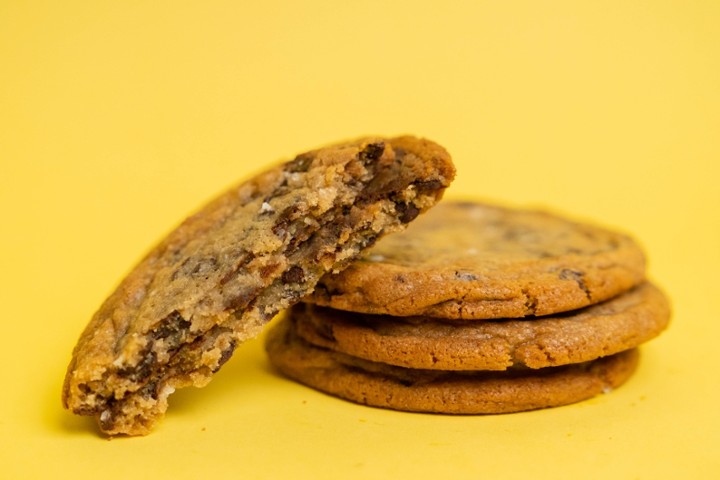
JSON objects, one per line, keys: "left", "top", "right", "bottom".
{"left": 265, "top": 201, "right": 671, "bottom": 414}
{"left": 62, "top": 134, "right": 670, "bottom": 435}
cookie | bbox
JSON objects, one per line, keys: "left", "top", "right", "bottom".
{"left": 293, "top": 282, "right": 670, "bottom": 371}
{"left": 265, "top": 317, "right": 640, "bottom": 415}
{"left": 309, "top": 201, "right": 647, "bottom": 319}
{"left": 62, "top": 136, "right": 455, "bottom": 435}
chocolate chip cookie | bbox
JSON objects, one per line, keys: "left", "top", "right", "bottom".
{"left": 308, "top": 201, "right": 647, "bottom": 319}
{"left": 293, "top": 282, "right": 670, "bottom": 371}
{"left": 62, "top": 136, "right": 455, "bottom": 435}
{"left": 265, "top": 317, "right": 640, "bottom": 415}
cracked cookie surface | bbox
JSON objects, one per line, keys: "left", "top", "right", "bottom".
{"left": 308, "top": 201, "right": 647, "bottom": 319}
{"left": 293, "top": 282, "right": 670, "bottom": 371}
{"left": 62, "top": 135, "right": 455, "bottom": 435}
{"left": 265, "top": 316, "right": 640, "bottom": 415}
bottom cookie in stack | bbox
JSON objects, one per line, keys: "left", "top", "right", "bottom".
{"left": 267, "top": 282, "right": 667, "bottom": 413}
{"left": 265, "top": 201, "right": 671, "bottom": 414}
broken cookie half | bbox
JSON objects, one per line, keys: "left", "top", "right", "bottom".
{"left": 62, "top": 136, "right": 455, "bottom": 435}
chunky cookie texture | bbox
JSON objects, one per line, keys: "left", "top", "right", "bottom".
{"left": 293, "top": 282, "right": 670, "bottom": 371}
{"left": 266, "top": 317, "right": 640, "bottom": 415}
{"left": 309, "top": 201, "right": 647, "bottom": 319}
{"left": 62, "top": 136, "right": 455, "bottom": 435}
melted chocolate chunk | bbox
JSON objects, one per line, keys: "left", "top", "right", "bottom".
{"left": 173, "top": 256, "right": 219, "bottom": 281}
{"left": 282, "top": 266, "right": 305, "bottom": 284}
{"left": 225, "top": 287, "right": 261, "bottom": 311}
{"left": 272, "top": 205, "right": 300, "bottom": 238}
{"left": 285, "top": 154, "right": 313, "bottom": 173}
{"left": 117, "top": 348, "right": 157, "bottom": 383}
{"left": 219, "top": 251, "right": 253, "bottom": 286}
{"left": 359, "top": 142, "right": 385, "bottom": 163}
{"left": 413, "top": 179, "right": 445, "bottom": 193}
{"left": 213, "top": 341, "right": 237, "bottom": 372}
{"left": 395, "top": 202, "right": 420, "bottom": 223}
{"left": 139, "top": 381, "right": 159, "bottom": 400}
{"left": 455, "top": 271, "right": 478, "bottom": 281}
{"left": 559, "top": 269, "right": 591, "bottom": 298}
{"left": 152, "top": 312, "right": 192, "bottom": 342}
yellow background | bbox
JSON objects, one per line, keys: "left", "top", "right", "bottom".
{"left": 2, "top": 1, "right": 719, "bottom": 478}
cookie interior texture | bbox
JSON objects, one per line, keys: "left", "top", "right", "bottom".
{"left": 62, "top": 136, "right": 455, "bottom": 435}
{"left": 293, "top": 282, "right": 670, "bottom": 371}
{"left": 265, "top": 316, "right": 641, "bottom": 415}
{"left": 308, "top": 201, "right": 647, "bottom": 319}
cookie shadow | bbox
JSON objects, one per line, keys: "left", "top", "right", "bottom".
{"left": 166, "top": 338, "right": 272, "bottom": 415}
{"left": 43, "top": 374, "right": 102, "bottom": 437}
{"left": 49, "top": 336, "right": 274, "bottom": 436}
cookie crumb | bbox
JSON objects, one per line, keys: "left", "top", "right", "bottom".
{"left": 99, "top": 410, "right": 111, "bottom": 422}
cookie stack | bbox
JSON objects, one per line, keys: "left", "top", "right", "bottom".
{"left": 265, "top": 201, "right": 671, "bottom": 414}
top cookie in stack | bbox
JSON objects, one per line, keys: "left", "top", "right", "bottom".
{"left": 265, "top": 201, "right": 670, "bottom": 414}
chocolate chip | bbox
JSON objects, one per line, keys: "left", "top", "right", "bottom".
{"left": 360, "top": 234, "right": 379, "bottom": 250}
{"left": 139, "top": 381, "right": 159, "bottom": 400}
{"left": 312, "top": 284, "right": 331, "bottom": 301}
{"left": 284, "top": 154, "right": 313, "bottom": 173}
{"left": 219, "top": 251, "right": 253, "bottom": 286}
{"left": 225, "top": 287, "right": 261, "bottom": 310}
{"left": 172, "top": 256, "right": 219, "bottom": 281}
{"left": 191, "top": 257, "right": 218, "bottom": 277}
{"left": 272, "top": 205, "right": 300, "bottom": 238}
{"left": 455, "top": 271, "right": 478, "bottom": 281}
{"left": 263, "top": 179, "right": 291, "bottom": 203}
{"left": 282, "top": 266, "right": 305, "bottom": 284}
{"left": 359, "top": 142, "right": 385, "bottom": 163}
{"left": 413, "top": 179, "right": 444, "bottom": 193}
{"left": 559, "top": 269, "right": 591, "bottom": 298}
{"left": 152, "top": 311, "right": 192, "bottom": 343}
{"left": 559, "top": 269, "right": 582, "bottom": 281}
{"left": 117, "top": 348, "right": 156, "bottom": 382}
{"left": 395, "top": 202, "right": 420, "bottom": 223}
{"left": 213, "top": 341, "right": 237, "bottom": 372}
{"left": 75, "top": 405, "right": 102, "bottom": 416}
{"left": 78, "top": 383, "right": 92, "bottom": 395}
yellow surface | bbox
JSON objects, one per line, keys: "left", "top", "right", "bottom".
{"left": 2, "top": 1, "right": 719, "bottom": 478}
